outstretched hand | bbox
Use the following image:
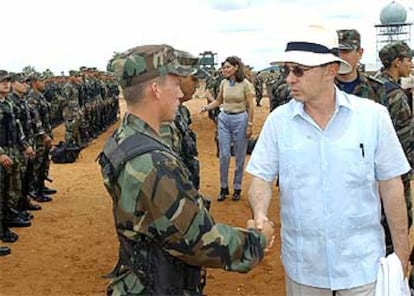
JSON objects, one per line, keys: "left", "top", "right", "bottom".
{"left": 247, "top": 216, "right": 275, "bottom": 251}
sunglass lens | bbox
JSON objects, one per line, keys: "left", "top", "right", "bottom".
{"left": 292, "top": 66, "right": 304, "bottom": 77}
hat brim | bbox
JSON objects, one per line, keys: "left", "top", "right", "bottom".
{"left": 168, "top": 65, "right": 197, "bottom": 77}
{"left": 271, "top": 51, "right": 352, "bottom": 74}
{"left": 0, "top": 75, "right": 11, "bottom": 82}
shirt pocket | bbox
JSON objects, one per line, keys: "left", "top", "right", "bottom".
{"left": 338, "top": 145, "right": 374, "bottom": 187}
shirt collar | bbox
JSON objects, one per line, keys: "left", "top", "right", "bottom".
{"left": 290, "top": 86, "right": 354, "bottom": 119}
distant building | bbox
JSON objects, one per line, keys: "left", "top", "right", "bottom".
{"left": 375, "top": 1, "right": 412, "bottom": 67}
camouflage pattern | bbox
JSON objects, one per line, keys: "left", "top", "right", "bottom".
{"left": 270, "top": 82, "right": 292, "bottom": 112}
{"left": 0, "top": 98, "right": 22, "bottom": 212}
{"left": 101, "top": 114, "right": 267, "bottom": 295}
{"left": 0, "top": 70, "right": 10, "bottom": 82}
{"left": 109, "top": 44, "right": 199, "bottom": 88}
{"left": 379, "top": 41, "right": 414, "bottom": 68}
{"left": 7, "top": 90, "right": 34, "bottom": 203}
{"left": 254, "top": 74, "right": 263, "bottom": 106}
{"left": 335, "top": 72, "right": 388, "bottom": 106}
{"left": 160, "top": 104, "right": 200, "bottom": 190}
{"left": 61, "top": 80, "right": 82, "bottom": 146}
{"left": 376, "top": 71, "right": 414, "bottom": 230}
{"left": 26, "top": 88, "right": 52, "bottom": 195}
{"left": 337, "top": 29, "right": 361, "bottom": 50}
{"left": 6, "top": 92, "right": 32, "bottom": 209}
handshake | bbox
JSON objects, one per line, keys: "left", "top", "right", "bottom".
{"left": 247, "top": 217, "right": 275, "bottom": 251}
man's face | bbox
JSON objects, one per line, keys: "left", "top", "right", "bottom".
{"left": 285, "top": 63, "right": 332, "bottom": 103}
{"left": 179, "top": 75, "right": 198, "bottom": 102}
{"left": 158, "top": 74, "right": 183, "bottom": 121}
{"left": 0, "top": 79, "right": 11, "bottom": 95}
{"left": 338, "top": 48, "right": 363, "bottom": 72}
{"left": 398, "top": 56, "right": 413, "bottom": 78}
{"left": 12, "top": 80, "right": 28, "bottom": 94}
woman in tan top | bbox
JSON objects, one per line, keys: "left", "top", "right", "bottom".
{"left": 201, "top": 56, "right": 254, "bottom": 201}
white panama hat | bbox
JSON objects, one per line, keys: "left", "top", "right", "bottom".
{"left": 271, "top": 25, "right": 352, "bottom": 75}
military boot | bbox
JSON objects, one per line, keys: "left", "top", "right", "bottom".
{"left": 30, "top": 191, "right": 52, "bottom": 203}
{"left": 20, "top": 196, "right": 41, "bottom": 211}
{"left": 0, "top": 221, "right": 19, "bottom": 243}
{"left": 0, "top": 246, "right": 11, "bottom": 256}
{"left": 5, "top": 208, "right": 31, "bottom": 228}
{"left": 43, "top": 186, "right": 57, "bottom": 195}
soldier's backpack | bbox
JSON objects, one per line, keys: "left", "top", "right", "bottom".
{"left": 50, "top": 141, "right": 81, "bottom": 164}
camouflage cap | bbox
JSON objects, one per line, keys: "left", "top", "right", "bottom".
{"left": 337, "top": 29, "right": 361, "bottom": 50}
{"left": 0, "top": 70, "right": 11, "bottom": 82}
{"left": 10, "top": 72, "right": 27, "bottom": 83}
{"left": 379, "top": 41, "right": 414, "bottom": 66}
{"left": 110, "top": 44, "right": 199, "bottom": 88}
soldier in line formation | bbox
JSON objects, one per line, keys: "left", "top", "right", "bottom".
{"left": 0, "top": 67, "right": 122, "bottom": 256}
{"left": 0, "top": 71, "right": 57, "bottom": 256}
{"left": 43, "top": 67, "right": 120, "bottom": 149}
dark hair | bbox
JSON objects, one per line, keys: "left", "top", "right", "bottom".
{"left": 224, "top": 56, "right": 245, "bottom": 82}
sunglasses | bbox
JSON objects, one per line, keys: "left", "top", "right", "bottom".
{"left": 281, "top": 65, "right": 315, "bottom": 77}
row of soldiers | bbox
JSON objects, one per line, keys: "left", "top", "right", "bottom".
{"left": 42, "top": 67, "right": 120, "bottom": 149}
{"left": 0, "top": 67, "right": 122, "bottom": 256}
{"left": 0, "top": 70, "right": 57, "bottom": 256}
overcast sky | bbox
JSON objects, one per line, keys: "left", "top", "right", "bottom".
{"left": 2, "top": 0, "right": 413, "bottom": 74}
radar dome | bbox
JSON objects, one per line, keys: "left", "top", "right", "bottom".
{"left": 380, "top": 1, "right": 407, "bottom": 24}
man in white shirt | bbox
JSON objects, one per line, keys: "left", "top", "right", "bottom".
{"left": 246, "top": 25, "right": 410, "bottom": 296}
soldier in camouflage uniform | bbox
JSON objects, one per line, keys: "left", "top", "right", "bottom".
{"left": 254, "top": 71, "right": 263, "bottom": 106}
{"left": 376, "top": 41, "right": 414, "bottom": 254}
{"left": 26, "top": 75, "right": 55, "bottom": 202}
{"left": 98, "top": 44, "right": 274, "bottom": 296}
{"left": 8, "top": 74, "right": 41, "bottom": 214}
{"left": 336, "top": 31, "right": 414, "bottom": 258}
{"left": 61, "top": 71, "right": 82, "bottom": 147}
{"left": 0, "top": 71, "right": 20, "bottom": 254}
{"left": 269, "top": 68, "right": 291, "bottom": 113}
{"left": 160, "top": 53, "right": 209, "bottom": 191}
{"left": 205, "top": 69, "right": 224, "bottom": 156}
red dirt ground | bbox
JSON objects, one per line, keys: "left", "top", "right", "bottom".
{"left": 0, "top": 96, "right": 285, "bottom": 296}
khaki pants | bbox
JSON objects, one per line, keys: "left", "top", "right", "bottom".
{"left": 286, "top": 276, "right": 375, "bottom": 296}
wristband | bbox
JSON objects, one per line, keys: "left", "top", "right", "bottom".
{"left": 247, "top": 121, "right": 253, "bottom": 126}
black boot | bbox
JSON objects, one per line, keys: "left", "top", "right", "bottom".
{"left": 0, "top": 246, "right": 11, "bottom": 256}
{"left": 5, "top": 208, "right": 31, "bottom": 228}
{"left": 30, "top": 191, "right": 52, "bottom": 203}
{"left": 232, "top": 189, "right": 241, "bottom": 201}
{"left": 217, "top": 187, "right": 229, "bottom": 202}
{"left": 19, "top": 196, "right": 41, "bottom": 211}
{"left": 0, "top": 222, "right": 19, "bottom": 243}
{"left": 43, "top": 186, "right": 57, "bottom": 195}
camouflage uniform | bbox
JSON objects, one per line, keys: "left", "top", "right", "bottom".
{"left": 376, "top": 71, "right": 414, "bottom": 233}
{"left": 337, "top": 32, "right": 414, "bottom": 256}
{"left": 254, "top": 73, "right": 263, "bottom": 106}
{"left": 61, "top": 77, "right": 82, "bottom": 146}
{"left": 26, "top": 85, "right": 53, "bottom": 201}
{"left": 100, "top": 45, "right": 268, "bottom": 295}
{"left": 7, "top": 88, "right": 33, "bottom": 210}
{"left": 270, "top": 82, "right": 292, "bottom": 112}
{"left": 160, "top": 104, "right": 200, "bottom": 190}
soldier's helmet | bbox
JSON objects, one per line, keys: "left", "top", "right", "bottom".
{"left": 379, "top": 41, "right": 414, "bottom": 67}
{"left": 109, "top": 44, "right": 200, "bottom": 89}
{"left": 337, "top": 29, "right": 361, "bottom": 50}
